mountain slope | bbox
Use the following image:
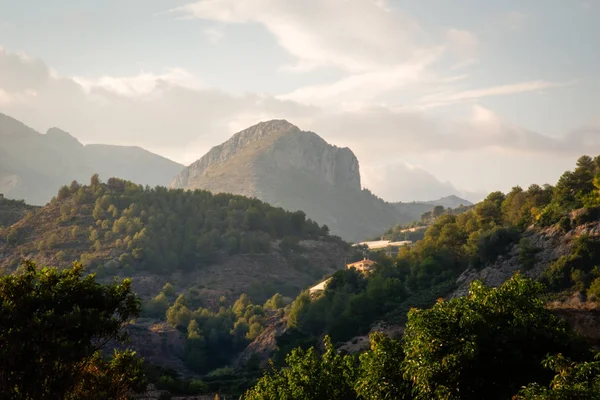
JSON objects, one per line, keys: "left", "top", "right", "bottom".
{"left": 423, "top": 195, "right": 472, "bottom": 209}
{"left": 0, "top": 178, "right": 352, "bottom": 300}
{"left": 0, "top": 113, "right": 184, "bottom": 205}
{"left": 171, "top": 120, "right": 439, "bottom": 242}
{"left": 0, "top": 179, "right": 355, "bottom": 378}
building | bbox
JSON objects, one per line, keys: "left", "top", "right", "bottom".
{"left": 309, "top": 277, "right": 332, "bottom": 294}
{"left": 346, "top": 258, "right": 377, "bottom": 273}
{"left": 353, "top": 240, "right": 412, "bottom": 250}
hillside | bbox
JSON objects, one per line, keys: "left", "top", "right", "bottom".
{"left": 235, "top": 154, "right": 600, "bottom": 370}
{"left": 0, "top": 113, "right": 184, "bottom": 205}
{"left": 0, "top": 177, "right": 353, "bottom": 300}
{"left": 422, "top": 194, "right": 472, "bottom": 209}
{"left": 0, "top": 196, "right": 37, "bottom": 228}
{"left": 0, "top": 177, "right": 356, "bottom": 381}
{"left": 171, "top": 120, "right": 439, "bottom": 242}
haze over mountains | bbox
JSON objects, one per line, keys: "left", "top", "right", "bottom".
{"left": 0, "top": 113, "right": 184, "bottom": 205}
{"left": 1, "top": 113, "right": 470, "bottom": 241}
{"left": 172, "top": 120, "right": 471, "bottom": 241}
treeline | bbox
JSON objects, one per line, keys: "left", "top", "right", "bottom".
{"left": 280, "top": 155, "right": 600, "bottom": 348}
{"left": 146, "top": 283, "right": 286, "bottom": 374}
{"left": 246, "top": 276, "right": 600, "bottom": 399}
{"left": 1, "top": 174, "right": 334, "bottom": 274}
{"left": 0, "top": 197, "right": 36, "bottom": 228}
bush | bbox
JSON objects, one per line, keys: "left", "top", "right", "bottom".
{"left": 519, "top": 238, "right": 539, "bottom": 271}
{"left": 476, "top": 227, "right": 520, "bottom": 265}
{"left": 575, "top": 207, "right": 600, "bottom": 226}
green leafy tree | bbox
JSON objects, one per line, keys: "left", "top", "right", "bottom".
{"left": 263, "top": 293, "right": 285, "bottom": 310}
{"left": 402, "top": 275, "right": 588, "bottom": 400}
{"left": 244, "top": 336, "right": 358, "bottom": 400}
{"left": 355, "top": 332, "right": 411, "bottom": 400}
{"left": 515, "top": 354, "right": 600, "bottom": 399}
{"left": 0, "top": 260, "right": 145, "bottom": 399}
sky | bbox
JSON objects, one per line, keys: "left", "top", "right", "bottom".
{"left": 0, "top": 0, "right": 599, "bottom": 202}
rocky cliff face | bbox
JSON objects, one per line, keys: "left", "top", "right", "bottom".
{"left": 171, "top": 120, "right": 361, "bottom": 192}
{"left": 171, "top": 120, "right": 431, "bottom": 242}
{"left": 451, "top": 212, "right": 600, "bottom": 298}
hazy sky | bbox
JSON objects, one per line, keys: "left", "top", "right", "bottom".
{"left": 0, "top": 0, "right": 599, "bottom": 202}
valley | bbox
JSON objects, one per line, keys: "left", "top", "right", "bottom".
{"left": 2, "top": 114, "right": 600, "bottom": 398}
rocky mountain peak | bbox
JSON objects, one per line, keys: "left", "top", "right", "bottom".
{"left": 45, "top": 127, "right": 83, "bottom": 148}
{"left": 171, "top": 120, "right": 361, "bottom": 191}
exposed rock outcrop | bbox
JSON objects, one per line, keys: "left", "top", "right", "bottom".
{"left": 171, "top": 120, "right": 434, "bottom": 242}
{"left": 451, "top": 217, "right": 600, "bottom": 298}
{"left": 171, "top": 120, "right": 361, "bottom": 193}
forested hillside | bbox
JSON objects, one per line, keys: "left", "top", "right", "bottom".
{"left": 0, "top": 175, "right": 352, "bottom": 299}
{"left": 0, "top": 196, "right": 37, "bottom": 228}
{"left": 243, "top": 154, "right": 600, "bottom": 388}
{"left": 171, "top": 120, "right": 446, "bottom": 242}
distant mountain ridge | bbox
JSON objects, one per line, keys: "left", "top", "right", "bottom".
{"left": 0, "top": 113, "right": 184, "bottom": 205}
{"left": 421, "top": 195, "right": 472, "bottom": 209}
{"left": 171, "top": 120, "right": 447, "bottom": 242}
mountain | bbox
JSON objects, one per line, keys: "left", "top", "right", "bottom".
{"left": 171, "top": 120, "right": 437, "bottom": 242}
{"left": 0, "top": 113, "right": 184, "bottom": 205}
{"left": 0, "top": 179, "right": 352, "bottom": 300}
{"left": 423, "top": 195, "right": 472, "bottom": 209}
{"left": 0, "top": 178, "right": 355, "bottom": 379}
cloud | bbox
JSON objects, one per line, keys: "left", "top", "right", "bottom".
{"left": 175, "top": 0, "right": 434, "bottom": 74}
{"left": 445, "top": 28, "right": 479, "bottom": 61}
{"left": 0, "top": 47, "right": 598, "bottom": 201}
{"left": 73, "top": 68, "right": 203, "bottom": 97}
{"left": 204, "top": 26, "right": 225, "bottom": 43}
{"left": 361, "top": 161, "right": 461, "bottom": 202}
{"left": 417, "top": 80, "right": 573, "bottom": 109}
{"left": 277, "top": 52, "right": 442, "bottom": 107}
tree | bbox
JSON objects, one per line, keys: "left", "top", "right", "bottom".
{"left": 515, "top": 354, "right": 600, "bottom": 399}
{"left": 402, "top": 275, "right": 589, "bottom": 400}
{"left": 244, "top": 336, "right": 358, "bottom": 400}
{"left": 90, "top": 173, "right": 101, "bottom": 187}
{"left": 263, "top": 293, "right": 285, "bottom": 310}
{"left": 355, "top": 332, "right": 411, "bottom": 400}
{"left": 0, "top": 260, "right": 145, "bottom": 399}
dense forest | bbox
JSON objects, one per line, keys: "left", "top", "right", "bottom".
{"left": 277, "top": 155, "right": 600, "bottom": 350}
{"left": 3, "top": 262, "right": 600, "bottom": 399}
{"left": 245, "top": 275, "right": 600, "bottom": 399}
{"left": 4, "top": 155, "right": 600, "bottom": 398}
{"left": 0, "top": 174, "right": 334, "bottom": 273}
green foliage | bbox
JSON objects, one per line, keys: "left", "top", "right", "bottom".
{"left": 515, "top": 354, "right": 600, "bottom": 399}
{"left": 402, "top": 275, "right": 588, "bottom": 400}
{"left": 355, "top": 332, "right": 411, "bottom": 399}
{"left": 162, "top": 291, "right": 269, "bottom": 374}
{"left": 244, "top": 336, "right": 358, "bottom": 400}
{"left": 263, "top": 293, "right": 285, "bottom": 310}
{"left": 3, "top": 177, "right": 333, "bottom": 276}
{"left": 519, "top": 237, "right": 540, "bottom": 271}
{"left": 0, "top": 260, "right": 144, "bottom": 399}
{"left": 542, "top": 235, "right": 600, "bottom": 293}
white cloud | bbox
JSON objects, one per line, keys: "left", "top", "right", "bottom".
{"left": 73, "top": 68, "right": 203, "bottom": 97}
{"left": 0, "top": 47, "right": 597, "bottom": 201}
{"left": 417, "top": 80, "right": 573, "bottom": 109}
{"left": 204, "top": 26, "right": 225, "bottom": 44}
{"left": 445, "top": 28, "right": 479, "bottom": 60}
{"left": 361, "top": 161, "right": 460, "bottom": 202}
{"left": 175, "top": 0, "right": 432, "bottom": 74}
{"left": 277, "top": 53, "right": 442, "bottom": 107}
